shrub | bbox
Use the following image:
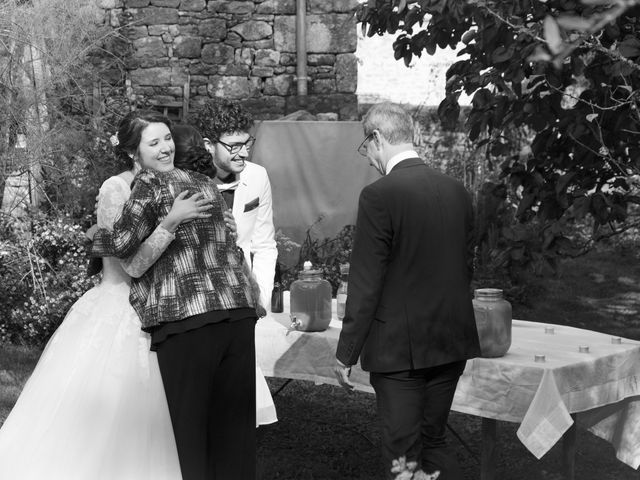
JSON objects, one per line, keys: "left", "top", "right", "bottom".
{"left": 0, "top": 212, "right": 97, "bottom": 346}
{"left": 281, "top": 223, "right": 355, "bottom": 295}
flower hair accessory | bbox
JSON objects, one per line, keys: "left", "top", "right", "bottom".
{"left": 109, "top": 133, "right": 119, "bottom": 147}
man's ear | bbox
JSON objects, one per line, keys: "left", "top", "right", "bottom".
{"left": 203, "top": 138, "right": 214, "bottom": 153}
{"left": 372, "top": 130, "right": 383, "bottom": 148}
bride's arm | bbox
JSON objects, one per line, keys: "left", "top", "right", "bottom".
{"left": 91, "top": 173, "right": 160, "bottom": 259}
{"left": 99, "top": 181, "right": 218, "bottom": 278}
{"left": 94, "top": 177, "right": 175, "bottom": 278}
{"left": 120, "top": 225, "right": 174, "bottom": 278}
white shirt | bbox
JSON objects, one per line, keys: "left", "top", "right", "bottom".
{"left": 385, "top": 150, "right": 420, "bottom": 175}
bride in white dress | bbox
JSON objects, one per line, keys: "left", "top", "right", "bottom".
{"left": 0, "top": 120, "right": 276, "bottom": 479}
{"left": 0, "top": 169, "right": 187, "bottom": 479}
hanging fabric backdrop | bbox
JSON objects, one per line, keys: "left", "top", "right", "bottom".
{"left": 251, "top": 121, "right": 380, "bottom": 265}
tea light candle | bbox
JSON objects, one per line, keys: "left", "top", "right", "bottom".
{"left": 611, "top": 337, "right": 622, "bottom": 344}
{"left": 534, "top": 355, "right": 546, "bottom": 363}
{"left": 544, "top": 327, "right": 555, "bottom": 334}
{"left": 578, "top": 345, "right": 590, "bottom": 353}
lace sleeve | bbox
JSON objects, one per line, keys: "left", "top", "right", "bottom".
{"left": 121, "top": 225, "right": 175, "bottom": 278}
{"left": 95, "top": 176, "right": 174, "bottom": 277}
{"left": 91, "top": 171, "right": 161, "bottom": 258}
{"left": 96, "top": 177, "right": 129, "bottom": 229}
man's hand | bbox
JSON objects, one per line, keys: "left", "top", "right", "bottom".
{"left": 223, "top": 209, "right": 237, "bottom": 239}
{"left": 334, "top": 358, "right": 354, "bottom": 393}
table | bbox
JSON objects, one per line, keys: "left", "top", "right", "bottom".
{"left": 256, "top": 294, "right": 640, "bottom": 479}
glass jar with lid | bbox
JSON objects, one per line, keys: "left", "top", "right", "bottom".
{"left": 472, "top": 288, "right": 512, "bottom": 358}
{"left": 289, "top": 261, "right": 332, "bottom": 332}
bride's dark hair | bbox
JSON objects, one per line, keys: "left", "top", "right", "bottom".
{"left": 113, "top": 110, "right": 173, "bottom": 170}
{"left": 172, "top": 124, "right": 217, "bottom": 179}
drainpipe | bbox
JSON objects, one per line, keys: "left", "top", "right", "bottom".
{"left": 295, "top": 0, "right": 308, "bottom": 101}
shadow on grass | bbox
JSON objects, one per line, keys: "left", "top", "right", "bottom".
{"left": 260, "top": 379, "right": 638, "bottom": 480}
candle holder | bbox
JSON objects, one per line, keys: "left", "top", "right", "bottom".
{"left": 578, "top": 345, "right": 590, "bottom": 353}
{"left": 544, "top": 327, "right": 555, "bottom": 334}
{"left": 534, "top": 354, "right": 546, "bottom": 363}
{"left": 611, "top": 337, "right": 622, "bottom": 345}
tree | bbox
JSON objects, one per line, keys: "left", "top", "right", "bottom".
{"left": 356, "top": 0, "right": 640, "bottom": 275}
{"left": 0, "top": 0, "right": 128, "bottom": 218}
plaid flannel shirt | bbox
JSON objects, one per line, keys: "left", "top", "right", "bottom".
{"left": 89, "top": 168, "right": 254, "bottom": 331}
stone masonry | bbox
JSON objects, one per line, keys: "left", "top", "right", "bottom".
{"left": 97, "top": 0, "right": 359, "bottom": 119}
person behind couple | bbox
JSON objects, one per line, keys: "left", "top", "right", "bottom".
{"left": 171, "top": 122, "right": 278, "bottom": 427}
{"left": 189, "top": 97, "right": 278, "bottom": 311}
{"left": 0, "top": 111, "right": 214, "bottom": 479}
{"left": 334, "top": 102, "right": 481, "bottom": 480}
{"left": 89, "top": 110, "right": 259, "bottom": 480}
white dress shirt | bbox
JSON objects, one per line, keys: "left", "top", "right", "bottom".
{"left": 385, "top": 150, "right": 420, "bottom": 175}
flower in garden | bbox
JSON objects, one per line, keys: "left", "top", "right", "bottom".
{"left": 390, "top": 456, "right": 440, "bottom": 480}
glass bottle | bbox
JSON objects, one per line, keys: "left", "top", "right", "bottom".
{"left": 472, "top": 288, "right": 512, "bottom": 358}
{"left": 336, "top": 263, "right": 349, "bottom": 321}
{"left": 289, "top": 261, "right": 332, "bottom": 332}
{"left": 270, "top": 261, "right": 283, "bottom": 313}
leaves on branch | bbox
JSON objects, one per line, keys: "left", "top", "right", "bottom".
{"left": 355, "top": 0, "right": 640, "bottom": 275}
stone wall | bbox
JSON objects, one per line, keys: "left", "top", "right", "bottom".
{"left": 97, "top": 0, "right": 359, "bottom": 119}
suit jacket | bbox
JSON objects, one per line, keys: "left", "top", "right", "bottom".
{"left": 232, "top": 161, "right": 278, "bottom": 309}
{"left": 336, "top": 158, "right": 481, "bottom": 372}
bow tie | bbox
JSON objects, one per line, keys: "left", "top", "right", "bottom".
{"left": 216, "top": 178, "right": 240, "bottom": 192}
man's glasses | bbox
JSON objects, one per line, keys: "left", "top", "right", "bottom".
{"left": 217, "top": 136, "right": 255, "bottom": 155}
{"left": 357, "top": 133, "right": 373, "bottom": 157}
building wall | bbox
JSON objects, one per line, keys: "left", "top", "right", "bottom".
{"left": 355, "top": 31, "right": 471, "bottom": 109}
{"left": 97, "top": 0, "right": 359, "bottom": 119}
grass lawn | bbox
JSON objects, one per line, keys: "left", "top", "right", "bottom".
{"left": 1, "top": 244, "right": 639, "bottom": 479}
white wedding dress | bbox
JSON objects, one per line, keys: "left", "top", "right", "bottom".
{"left": 0, "top": 175, "right": 276, "bottom": 480}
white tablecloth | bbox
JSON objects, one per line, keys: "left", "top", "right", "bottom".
{"left": 256, "top": 294, "right": 640, "bottom": 468}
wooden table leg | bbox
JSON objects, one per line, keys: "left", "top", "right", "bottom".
{"left": 562, "top": 414, "right": 577, "bottom": 480}
{"left": 481, "top": 418, "right": 497, "bottom": 480}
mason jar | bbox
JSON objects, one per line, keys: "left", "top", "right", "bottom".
{"left": 289, "top": 261, "right": 332, "bottom": 332}
{"left": 472, "top": 288, "right": 512, "bottom": 358}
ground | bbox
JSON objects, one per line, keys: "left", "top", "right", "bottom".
{"left": 1, "top": 244, "right": 639, "bottom": 479}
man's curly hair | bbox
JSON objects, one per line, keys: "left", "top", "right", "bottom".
{"left": 189, "top": 97, "right": 253, "bottom": 142}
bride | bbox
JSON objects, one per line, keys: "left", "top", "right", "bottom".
{"left": 0, "top": 110, "right": 275, "bottom": 479}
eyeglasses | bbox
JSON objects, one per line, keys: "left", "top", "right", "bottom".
{"left": 217, "top": 136, "right": 255, "bottom": 155}
{"left": 357, "top": 133, "right": 373, "bottom": 157}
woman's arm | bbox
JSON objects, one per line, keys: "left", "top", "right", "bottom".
{"left": 90, "top": 174, "right": 161, "bottom": 259}
{"left": 92, "top": 176, "right": 213, "bottom": 276}
{"left": 119, "top": 189, "right": 215, "bottom": 277}
{"left": 120, "top": 224, "right": 175, "bottom": 278}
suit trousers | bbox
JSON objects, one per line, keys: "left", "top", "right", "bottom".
{"left": 156, "top": 317, "right": 257, "bottom": 480}
{"left": 370, "top": 360, "right": 466, "bottom": 480}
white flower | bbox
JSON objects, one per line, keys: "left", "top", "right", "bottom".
{"left": 109, "top": 133, "right": 120, "bottom": 147}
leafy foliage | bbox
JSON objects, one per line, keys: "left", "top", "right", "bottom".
{"left": 0, "top": 212, "right": 97, "bottom": 346}
{"left": 280, "top": 223, "right": 356, "bottom": 295}
{"left": 356, "top": 0, "right": 640, "bottom": 276}
{"left": 0, "top": 0, "right": 132, "bottom": 217}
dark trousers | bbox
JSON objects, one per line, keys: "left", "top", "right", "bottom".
{"left": 156, "top": 318, "right": 257, "bottom": 480}
{"left": 370, "top": 360, "right": 466, "bottom": 480}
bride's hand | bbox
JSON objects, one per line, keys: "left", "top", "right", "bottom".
{"left": 85, "top": 224, "right": 98, "bottom": 241}
{"left": 161, "top": 191, "right": 213, "bottom": 233}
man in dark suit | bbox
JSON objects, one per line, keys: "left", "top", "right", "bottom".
{"left": 335, "top": 102, "right": 481, "bottom": 480}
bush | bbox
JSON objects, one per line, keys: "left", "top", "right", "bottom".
{"left": 0, "top": 212, "right": 97, "bottom": 346}
{"left": 281, "top": 224, "right": 355, "bottom": 296}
